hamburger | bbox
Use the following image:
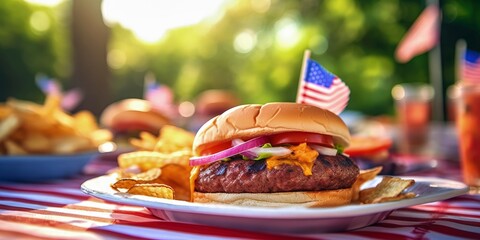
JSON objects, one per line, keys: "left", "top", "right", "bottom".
{"left": 189, "top": 102, "right": 359, "bottom": 207}
{"left": 100, "top": 98, "right": 171, "bottom": 136}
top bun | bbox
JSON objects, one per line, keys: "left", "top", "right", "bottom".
{"left": 193, "top": 102, "right": 350, "bottom": 155}
{"left": 195, "top": 90, "right": 240, "bottom": 116}
{"left": 100, "top": 98, "right": 170, "bottom": 133}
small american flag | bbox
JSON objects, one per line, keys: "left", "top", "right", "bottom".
{"left": 296, "top": 58, "right": 350, "bottom": 115}
{"left": 143, "top": 75, "right": 176, "bottom": 116}
{"left": 145, "top": 80, "right": 173, "bottom": 106}
{"left": 36, "top": 76, "right": 82, "bottom": 111}
{"left": 462, "top": 49, "right": 480, "bottom": 84}
{"left": 36, "top": 77, "right": 62, "bottom": 96}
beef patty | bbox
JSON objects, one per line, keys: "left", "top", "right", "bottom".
{"left": 194, "top": 154, "right": 359, "bottom": 193}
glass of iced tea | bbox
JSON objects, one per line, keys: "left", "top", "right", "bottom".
{"left": 457, "top": 83, "right": 480, "bottom": 186}
{"left": 392, "top": 83, "right": 434, "bottom": 155}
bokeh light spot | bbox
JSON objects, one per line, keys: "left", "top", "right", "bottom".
{"left": 234, "top": 29, "right": 257, "bottom": 54}
{"left": 30, "top": 11, "right": 50, "bottom": 33}
{"left": 107, "top": 49, "right": 127, "bottom": 69}
{"left": 178, "top": 101, "right": 195, "bottom": 118}
{"left": 275, "top": 17, "right": 300, "bottom": 48}
{"left": 251, "top": 0, "right": 270, "bottom": 13}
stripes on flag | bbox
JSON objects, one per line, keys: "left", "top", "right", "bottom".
{"left": 297, "top": 59, "right": 350, "bottom": 115}
{"left": 462, "top": 49, "right": 480, "bottom": 84}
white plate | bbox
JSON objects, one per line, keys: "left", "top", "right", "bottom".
{"left": 0, "top": 152, "right": 98, "bottom": 182}
{"left": 81, "top": 175, "right": 468, "bottom": 233}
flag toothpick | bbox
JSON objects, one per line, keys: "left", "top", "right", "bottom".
{"left": 296, "top": 50, "right": 311, "bottom": 104}
{"left": 296, "top": 50, "right": 350, "bottom": 115}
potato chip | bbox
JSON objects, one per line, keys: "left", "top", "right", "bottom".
{"left": 73, "top": 110, "right": 99, "bottom": 136}
{"left": 111, "top": 179, "right": 139, "bottom": 190}
{"left": 358, "top": 187, "right": 375, "bottom": 200}
{"left": 22, "top": 132, "right": 51, "bottom": 153}
{"left": 41, "top": 94, "right": 62, "bottom": 117}
{"left": 109, "top": 165, "right": 142, "bottom": 179}
{"left": 89, "top": 129, "right": 113, "bottom": 147}
{"left": 130, "top": 131, "right": 158, "bottom": 151}
{"left": 153, "top": 140, "right": 190, "bottom": 154}
{"left": 6, "top": 98, "right": 43, "bottom": 114}
{"left": 51, "top": 136, "right": 92, "bottom": 154}
{"left": 153, "top": 125, "right": 194, "bottom": 153}
{"left": 118, "top": 150, "right": 192, "bottom": 171}
{"left": 0, "top": 114, "right": 19, "bottom": 142}
{"left": 4, "top": 140, "right": 27, "bottom": 155}
{"left": 7, "top": 128, "right": 26, "bottom": 142}
{"left": 131, "top": 168, "right": 162, "bottom": 181}
{"left": 0, "top": 105, "right": 12, "bottom": 118}
{"left": 351, "top": 166, "right": 383, "bottom": 202}
{"left": 111, "top": 168, "right": 162, "bottom": 190}
{"left": 360, "top": 176, "right": 415, "bottom": 204}
{"left": 159, "top": 125, "right": 194, "bottom": 146}
{"left": 155, "top": 164, "right": 191, "bottom": 201}
{"left": 369, "top": 192, "right": 416, "bottom": 203}
{"left": 127, "top": 183, "right": 174, "bottom": 199}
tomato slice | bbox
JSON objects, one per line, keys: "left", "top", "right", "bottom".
{"left": 269, "top": 132, "right": 334, "bottom": 147}
{"left": 344, "top": 136, "right": 392, "bottom": 156}
{"left": 199, "top": 141, "right": 232, "bottom": 155}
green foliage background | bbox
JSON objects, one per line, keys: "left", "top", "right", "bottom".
{"left": 0, "top": 0, "right": 70, "bottom": 103}
{"left": 1, "top": 0, "right": 479, "bottom": 117}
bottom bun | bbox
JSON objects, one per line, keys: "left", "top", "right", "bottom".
{"left": 193, "top": 188, "right": 353, "bottom": 208}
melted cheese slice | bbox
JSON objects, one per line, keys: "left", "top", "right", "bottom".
{"left": 266, "top": 143, "right": 318, "bottom": 176}
{"left": 189, "top": 166, "right": 201, "bottom": 201}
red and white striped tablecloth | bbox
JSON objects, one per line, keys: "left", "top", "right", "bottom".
{"left": 1, "top": 157, "right": 479, "bottom": 239}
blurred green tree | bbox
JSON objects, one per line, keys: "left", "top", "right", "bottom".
{"left": 0, "top": 0, "right": 69, "bottom": 103}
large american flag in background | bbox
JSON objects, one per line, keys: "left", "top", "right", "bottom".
{"left": 462, "top": 49, "right": 480, "bottom": 84}
{"left": 296, "top": 59, "right": 350, "bottom": 115}
{"left": 394, "top": 4, "right": 440, "bottom": 63}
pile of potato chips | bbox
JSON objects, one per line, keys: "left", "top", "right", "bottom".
{"left": 111, "top": 125, "right": 194, "bottom": 201}
{"left": 0, "top": 96, "right": 111, "bottom": 155}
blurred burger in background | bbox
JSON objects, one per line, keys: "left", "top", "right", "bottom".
{"left": 100, "top": 98, "right": 171, "bottom": 145}
{"left": 188, "top": 90, "right": 240, "bottom": 132}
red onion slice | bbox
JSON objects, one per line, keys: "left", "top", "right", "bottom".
{"left": 189, "top": 136, "right": 269, "bottom": 166}
{"left": 231, "top": 139, "right": 257, "bottom": 159}
{"left": 232, "top": 138, "right": 292, "bottom": 159}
